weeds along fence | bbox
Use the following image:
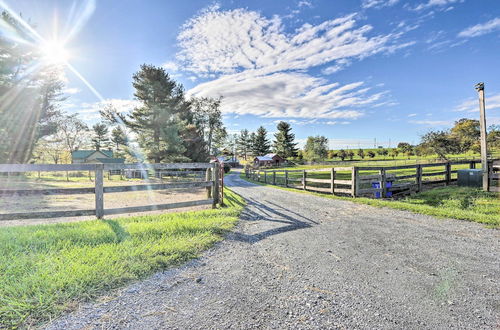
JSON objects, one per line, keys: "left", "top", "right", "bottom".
{"left": 0, "top": 162, "right": 223, "bottom": 220}
{"left": 246, "top": 159, "right": 499, "bottom": 198}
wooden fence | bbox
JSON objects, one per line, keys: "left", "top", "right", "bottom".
{"left": 490, "top": 160, "right": 500, "bottom": 193}
{"left": 0, "top": 162, "right": 222, "bottom": 220}
{"left": 246, "top": 159, "right": 499, "bottom": 198}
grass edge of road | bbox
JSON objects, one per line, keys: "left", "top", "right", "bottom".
{"left": 0, "top": 189, "right": 245, "bottom": 329}
{"left": 238, "top": 172, "right": 499, "bottom": 229}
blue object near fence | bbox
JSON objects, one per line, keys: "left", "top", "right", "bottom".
{"left": 372, "top": 180, "right": 393, "bottom": 198}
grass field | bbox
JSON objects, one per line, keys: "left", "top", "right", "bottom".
{"left": 0, "top": 190, "right": 245, "bottom": 329}
{"left": 240, "top": 173, "right": 500, "bottom": 228}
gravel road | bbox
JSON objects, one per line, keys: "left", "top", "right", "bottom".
{"left": 47, "top": 171, "right": 500, "bottom": 329}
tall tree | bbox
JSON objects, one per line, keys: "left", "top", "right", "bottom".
{"left": 92, "top": 123, "right": 110, "bottom": 151}
{"left": 303, "top": 136, "right": 328, "bottom": 161}
{"left": 191, "top": 96, "right": 224, "bottom": 155}
{"left": 273, "top": 121, "right": 298, "bottom": 158}
{"left": 0, "top": 12, "right": 65, "bottom": 163}
{"left": 252, "top": 126, "right": 271, "bottom": 155}
{"left": 450, "top": 118, "right": 480, "bottom": 153}
{"left": 236, "top": 129, "right": 251, "bottom": 160}
{"left": 58, "top": 113, "right": 89, "bottom": 153}
{"left": 419, "top": 130, "right": 460, "bottom": 159}
{"left": 110, "top": 126, "right": 128, "bottom": 150}
{"left": 101, "top": 64, "right": 187, "bottom": 162}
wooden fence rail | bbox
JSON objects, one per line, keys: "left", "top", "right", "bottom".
{"left": 0, "top": 163, "right": 221, "bottom": 220}
{"left": 246, "top": 159, "right": 499, "bottom": 198}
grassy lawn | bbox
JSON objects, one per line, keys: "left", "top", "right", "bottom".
{"left": 0, "top": 190, "right": 245, "bottom": 329}
{"left": 240, "top": 173, "right": 499, "bottom": 228}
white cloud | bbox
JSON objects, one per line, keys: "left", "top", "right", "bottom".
{"left": 162, "top": 61, "right": 179, "bottom": 71}
{"left": 408, "top": 113, "right": 417, "bottom": 117}
{"left": 413, "top": 0, "right": 462, "bottom": 11}
{"left": 362, "top": 0, "right": 399, "bottom": 9}
{"left": 71, "top": 99, "right": 140, "bottom": 122}
{"left": 179, "top": 8, "right": 412, "bottom": 119}
{"left": 409, "top": 119, "right": 453, "bottom": 125}
{"left": 298, "top": 1, "right": 313, "bottom": 8}
{"left": 322, "top": 59, "right": 352, "bottom": 75}
{"left": 458, "top": 17, "right": 500, "bottom": 38}
{"left": 63, "top": 87, "right": 81, "bottom": 95}
{"left": 454, "top": 92, "right": 500, "bottom": 113}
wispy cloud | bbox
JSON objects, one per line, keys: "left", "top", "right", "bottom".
{"left": 179, "top": 7, "right": 412, "bottom": 119}
{"left": 362, "top": 0, "right": 399, "bottom": 9}
{"left": 458, "top": 17, "right": 500, "bottom": 38}
{"left": 454, "top": 92, "right": 500, "bottom": 112}
{"left": 413, "top": 0, "right": 463, "bottom": 11}
{"left": 409, "top": 119, "right": 453, "bottom": 126}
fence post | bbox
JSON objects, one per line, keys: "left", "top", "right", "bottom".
{"left": 285, "top": 170, "right": 288, "bottom": 187}
{"left": 264, "top": 171, "right": 267, "bottom": 183}
{"left": 213, "top": 163, "right": 220, "bottom": 207}
{"left": 302, "top": 170, "right": 306, "bottom": 190}
{"left": 379, "top": 169, "right": 386, "bottom": 198}
{"left": 469, "top": 161, "right": 476, "bottom": 169}
{"left": 330, "top": 168, "right": 335, "bottom": 195}
{"left": 351, "top": 167, "right": 358, "bottom": 197}
{"left": 205, "top": 167, "right": 212, "bottom": 199}
{"left": 95, "top": 164, "right": 104, "bottom": 219}
{"left": 445, "top": 162, "right": 451, "bottom": 185}
{"left": 416, "top": 165, "right": 422, "bottom": 192}
{"left": 273, "top": 171, "right": 276, "bottom": 185}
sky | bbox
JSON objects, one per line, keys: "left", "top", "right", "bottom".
{"left": 2, "top": 0, "right": 500, "bottom": 149}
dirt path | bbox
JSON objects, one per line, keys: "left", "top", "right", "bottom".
{"left": 47, "top": 171, "right": 500, "bottom": 329}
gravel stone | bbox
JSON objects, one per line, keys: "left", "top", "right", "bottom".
{"left": 46, "top": 171, "right": 500, "bottom": 329}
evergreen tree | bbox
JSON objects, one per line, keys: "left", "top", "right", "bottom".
{"left": 272, "top": 121, "right": 298, "bottom": 158}
{"left": 236, "top": 129, "right": 251, "bottom": 160}
{"left": 91, "top": 123, "right": 109, "bottom": 151}
{"left": 0, "top": 12, "right": 65, "bottom": 163}
{"left": 110, "top": 126, "right": 127, "bottom": 150}
{"left": 101, "top": 64, "right": 187, "bottom": 162}
{"left": 252, "top": 126, "right": 271, "bottom": 155}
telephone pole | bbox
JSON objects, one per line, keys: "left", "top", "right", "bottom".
{"left": 475, "top": 82, "right": 489, "bottom": 191}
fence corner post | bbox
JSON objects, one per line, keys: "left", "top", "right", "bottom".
{"left": 330, "top": 168, "right": 335, "bottom": 195}
{"left": 445, "top": 162, "right": 451, "bottom": 185}
{"left": 351, "top": 167, "right": 358, "bottom": 197}
{"left": 302, "top": 170, "right": 306, "bottom": 190}
{"left": 416, "top": 164, "right": 422, "bottom": 192}
{"left": 95, "top": 164, "right": 104, "bottom": 219}
{"left": 213, "top": 163, "right": 220, "bottom": 208}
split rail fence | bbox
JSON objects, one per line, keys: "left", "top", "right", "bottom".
{"left": 246, "top": 159, "right": 499, "bottom": 197}
{"left": 0, "top": 162, "right": 222, "bottom": 220}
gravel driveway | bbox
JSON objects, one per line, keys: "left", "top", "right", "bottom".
{"left": 47, "top": 171, "right": 500, "bottom": 329}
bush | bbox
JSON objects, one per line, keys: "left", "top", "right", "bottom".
{"left": 223, "top": 163, "right": 231, "bottom": 173}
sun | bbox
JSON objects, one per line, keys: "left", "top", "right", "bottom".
{"left": 40, "top": 40, "right": 70, "bottom": 64}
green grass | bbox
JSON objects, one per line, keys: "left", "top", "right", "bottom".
{"left": 240, "top": 173, "right": 499, "bottom": 228}
{"left": 0, "top": 190, "right": 245, "bottom": 329}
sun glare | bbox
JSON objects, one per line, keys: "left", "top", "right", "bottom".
{"left": 40, "top": 40, "right": 69, "bottom": 64}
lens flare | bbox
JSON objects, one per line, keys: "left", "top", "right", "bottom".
{"left": 40, "top": 40, "right": 69, "bottom": 64}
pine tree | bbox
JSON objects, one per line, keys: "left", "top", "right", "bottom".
{"left": 101, "top": 64, "right": 187, "bottom": 162}
{"left": 110, "top": 126, "right": 127, "bottom": 150}
{"left": 272, "top": 121, "right": 298, "bottom": 158}
{"left": 252, "top": 126, "right": 271, "bottom": 156}
{"left": 236, "top": 129, "right": 251, "bottom": 160}
{"left": 91, "top": 123, "right": 110, "bottom": 151}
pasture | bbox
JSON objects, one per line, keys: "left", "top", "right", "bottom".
{"left": 0, "top": 190, "right": 244, "bottom": 328}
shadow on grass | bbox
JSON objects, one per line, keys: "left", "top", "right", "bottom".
{"left": 102, "top": 219, "right": 130, "bottom": 242}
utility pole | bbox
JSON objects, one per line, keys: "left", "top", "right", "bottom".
{"left": 475, "top": 82, "right": 489, "bottom": 191}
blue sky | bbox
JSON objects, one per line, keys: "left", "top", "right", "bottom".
{"left": 2, "top": 0, "right": 500, "bottom": 148}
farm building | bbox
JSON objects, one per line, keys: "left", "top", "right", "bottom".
{"left": 254, "top": 153, "right": 285, "bottom": 167}
{"left": 71, "top": 150, "right": 125, "bottom": 164}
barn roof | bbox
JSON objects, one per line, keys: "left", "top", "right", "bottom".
{"left": 72, "top": 150, "right": 113, "bottom": 159}
{"left": 255, "top": 156, "right": 273, "bottom": 161}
